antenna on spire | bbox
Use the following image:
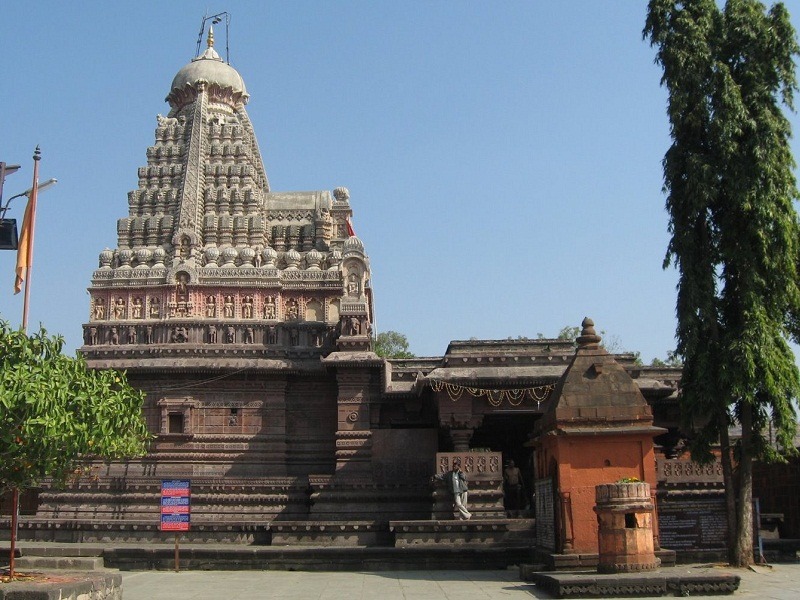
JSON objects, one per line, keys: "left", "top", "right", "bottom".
{"left": 195, "top": 11, "right": 231, "bottom": 63}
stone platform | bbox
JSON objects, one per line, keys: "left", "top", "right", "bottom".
{"left": 520, "top": 566, "right": 740, "bottom": 598}
{"left": 0, "top": 572, "right": 121, "bottom": 600}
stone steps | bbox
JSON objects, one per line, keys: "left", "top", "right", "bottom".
{"left": 12, "top": 555, "right": 106, "bottom": 571}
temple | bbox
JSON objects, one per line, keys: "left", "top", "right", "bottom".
{"left": 6, "top": 29, "right": 786, "bottom": 568}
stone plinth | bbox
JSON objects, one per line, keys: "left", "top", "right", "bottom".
{"left": 594, "top": 482, "right": 660, "bottom": 573}
{"left": 390, "top": 519, "right": 511, "bottom": 547}
{"left": 268, "top": 521, "right": 386, "bottom": 546}
{"left": 0, "top": 572, "right": 121, "bottom": 600}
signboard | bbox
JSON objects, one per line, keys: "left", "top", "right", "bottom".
{"left": 659, "top": 496, "right": 726, "bottom": 550}
{"left": 160, "top": 479, "right": 190, "bottom": 532}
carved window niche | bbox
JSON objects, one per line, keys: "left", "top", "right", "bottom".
{"left": 157, "top": 397, "right": 197, "bottom": 439}
{"left": 305, "top": 299, "right": 322, "bottom": 322}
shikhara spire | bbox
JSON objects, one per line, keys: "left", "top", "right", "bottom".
{"left": 82, "top": 38, "right": 373, "bottom": 360}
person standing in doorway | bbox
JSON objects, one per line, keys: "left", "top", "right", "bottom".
{"left": 504, "top": 459, "right": 524, "bottom": 517}
{"left": 433, "top": 458, "right": 472, "bottom": 520}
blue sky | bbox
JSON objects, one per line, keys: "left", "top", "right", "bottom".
{"left": 2, "top": 1, "right": 800, "bottom": 362}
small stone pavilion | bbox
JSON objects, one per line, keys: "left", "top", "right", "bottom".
{"left": 2, "top": 32, "right": 727, "bottom": 565}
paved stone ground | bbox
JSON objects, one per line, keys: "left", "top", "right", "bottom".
{"left": 117, "top": 564, "right": 800, "bottom": 599}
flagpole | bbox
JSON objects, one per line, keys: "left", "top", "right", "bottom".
{"left": 21, "top": 146, "right": 40, "bottom": 333}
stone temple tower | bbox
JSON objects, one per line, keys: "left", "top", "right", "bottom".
{"left": 69, "top": 30, "right": 382, "bottom": 524}
{"left": 83, "top": 30, "right": 372, "bottom": 355}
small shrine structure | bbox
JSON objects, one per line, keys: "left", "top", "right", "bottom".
{"left": 530, "top": 318, "right": 668, "bottom": 568}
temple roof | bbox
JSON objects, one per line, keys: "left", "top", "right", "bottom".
{"left": 168, "top": 27, "right": 248, "bottom": 108}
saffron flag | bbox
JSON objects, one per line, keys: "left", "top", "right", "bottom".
{"left": 14, "top": 198, "right": 33, "bottom": 294}
{"left": 346, "top": 217, "right": 356, "bottom": 237}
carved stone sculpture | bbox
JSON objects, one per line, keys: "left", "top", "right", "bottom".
{"left": 242, "top": 296, "right": 254, "bottom": 319}
{"left": 114, "top": 298, "right": 126, "bottom": 320}
{"left": 264, "top": 297, "right": 276, "bottom": 320}
{"left": 132, "top": 297, "right": 143, "bottom": 319}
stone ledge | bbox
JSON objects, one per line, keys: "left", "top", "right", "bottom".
{"left": 267, "top": 521, "right": 384, "bottom": 546}
{"left": 0, "top": 572, "right": 121, "bottom": 600}
{"left": 389, "top": 519, "right": 514, "bottom": 548}
{"left": 519, "top": 567, "right": 740, "bottom": 598}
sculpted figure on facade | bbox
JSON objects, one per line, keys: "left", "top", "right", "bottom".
{"left": 110, "top": 327, "right": 119, "bottom": 345}
{"left": 267, "top": 325, "right": 277, "bottom": 345}
{"left": 172, "top": 326, "right": 188, "bottom": 343}
{"left": 206, "top": 295, "right": 216, "bottom": 317}
{"left": 132, "top": 297, "right": 143, "bottom": 319}
{"left": 146, "top": 325, "right": 153, "bottom": 344}
{"left": 263, "top": 297, "right": 276, "bottom": 320}
{"left": 176, "top": 272, "right": 190, "bottom": 303}
{"left": 93, "top": 300, "right": 106, "bottom": 320}
{"left": 88, "top": 327, "right": 98, "bottom": 345}
{"left": 114, "top": 298, "right": 126, "bottom": 320}
{"left": 150, "top": 298, "right": 160, "bottom": 318}
{"left": 242, "top": 296, "right": 254, "bottom": 319}
{"left": 224, "top": 295, "right": 235, "bottom": 318}
{"left": 127, "top": 326, "right": 137, "bottom": 345}
{"left": 285, "top": 298, "right": 299, "bottom": 320}
{"left": 289, "top": 327, "right": 299, "bottom": 346}
{"left": 226, "top": 326, "right": 236, "bottom": 344}
{"left": 244, "top": 327, "right": 254, "bottom": 344}
{"left": 316, "top": 206, "right": 333, "bottom": 246}
{"left": 349, "top": 316, "right": 362, "bottom": 336}
{"left": 208, "top": 325, "right": 217, "bottom": 343}
{"left": 347, "top": 274, "right": 360, "bottom": 297}
{"left": 178, "top": 236, "right": 191, "bottom": 260}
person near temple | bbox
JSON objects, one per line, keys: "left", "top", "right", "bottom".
{"left": 432, "top": 458, "right": 472, "bottom": 520}
{"left": 503, "top": 459, "right": 525, "bottom": 517}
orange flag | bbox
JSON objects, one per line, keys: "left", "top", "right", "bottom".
{"left": 14, "top": 198, "right": 33, "bottom": 294}
{"left": 346, "top": 217, "right": 356, "bottom": 237}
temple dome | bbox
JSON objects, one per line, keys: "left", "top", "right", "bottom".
{"left": 167, "top": 28, "right": 248, "bottom": 107}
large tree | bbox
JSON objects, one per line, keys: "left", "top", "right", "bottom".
{"left": 645, "top": 0, "right": 800, "bottom": 566}
{"left": 1, "top": 322, "right": 150, "bottom": 577}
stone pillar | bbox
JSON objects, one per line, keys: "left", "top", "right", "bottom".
{"left": 449, "top": 429, "right": 473, "bottom": 452}
{"left": 334, "top": 368, "right": 376, "bottom": 474}
{"left": 594, "top": 482, "right": 660, "bottom": 573}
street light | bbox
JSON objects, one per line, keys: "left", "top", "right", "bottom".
{"left": 0, "top": 178, "right": 58, "bottom": 249}
{"left": 4, "top": 148, "right": 57, "bottom": 578}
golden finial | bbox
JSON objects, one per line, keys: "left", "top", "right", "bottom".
{"left": 207, "top": 25, "right": 215, "bottom": 48}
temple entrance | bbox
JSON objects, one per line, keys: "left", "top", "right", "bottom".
{"left": 469, "top": 412, "right": 539, "bottom": 515}
{"left": 469, "top": 412, "right": 538, "bottom": 466}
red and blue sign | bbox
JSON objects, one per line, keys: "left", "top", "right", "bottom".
{"left": 160, "top": 479, "right": 190, "bottom": 531}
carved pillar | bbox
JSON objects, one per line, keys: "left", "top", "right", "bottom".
{"left": 449, "top": 429, "right": 473, "bottom": 452}
{"left": 333, "top": 368, "right": 378, "bottom": 474}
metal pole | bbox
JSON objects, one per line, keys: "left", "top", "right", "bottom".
{"left": 21, "top": 147, "right": 40, "bottom": 332}
{"left": 9, "top": 488, "right": 18, "bottom": 577}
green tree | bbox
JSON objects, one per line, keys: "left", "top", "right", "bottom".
{"left": 0, "top": 322, "right": 150, "bottom": 577}
{"left": 645, "top": 0, "right": 800, "bottom": 566}
{"left": 373, "top": 330, "right": 415, "bottom": 358}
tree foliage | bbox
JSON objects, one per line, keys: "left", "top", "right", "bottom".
{"left": 645, "top": 0, "right": 800, "bottom": 566}
{"left": 0, "top": 321, "right": 150, "bottom": 493}
{"left": 373, "top": 330, "right": 415, "bottom": 358}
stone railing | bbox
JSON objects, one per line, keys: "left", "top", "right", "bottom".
{"left": 656, "top": 458, "right": 723, "bottom": 485}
